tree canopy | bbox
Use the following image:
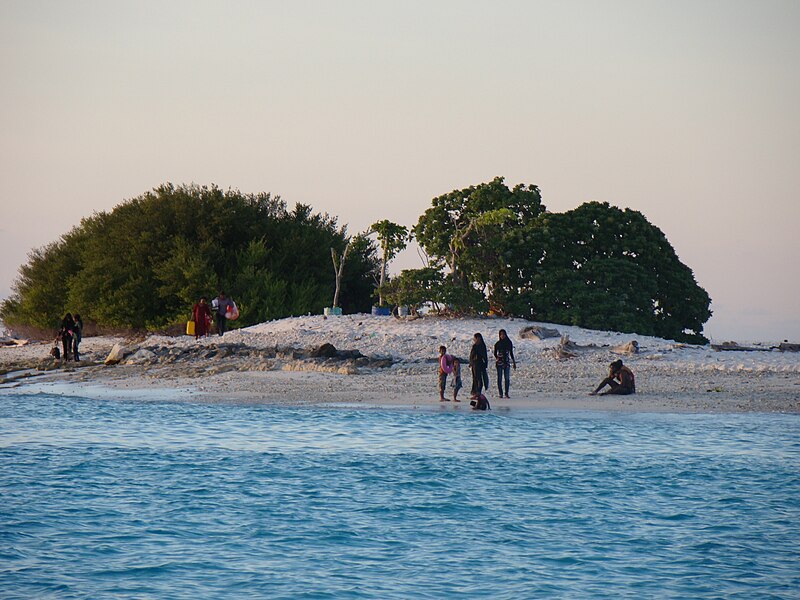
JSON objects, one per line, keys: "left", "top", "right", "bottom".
{"left": 413, "top": 177, "right": 546, "bottom": 311}
{"left": 2, "top": 178, "right": 712, "bottom": 344}
{"left": 1, "top": 184, "right": 379, "bottom": 331}
{"left": 413, "top": 179, "right": 711, "bottom": 343}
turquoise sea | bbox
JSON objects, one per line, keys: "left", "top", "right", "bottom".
{"left": 1, "top": 391, "right": 799, "bottom": 599}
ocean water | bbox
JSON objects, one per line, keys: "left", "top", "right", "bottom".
{"left": 1, "top": 393, "right": 799, "bottom": 599}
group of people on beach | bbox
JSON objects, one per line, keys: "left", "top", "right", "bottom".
{"left": 53, "top": 313, "right": 83, "bottom": 361}
{"left": 190, "top": 292, "right": 237, "bottom": 339}
{"left": 438, "top": 331, "right": 636, "bottom": 409}
{"left": 438, "top": 329, "right": 517, "bottom": 410}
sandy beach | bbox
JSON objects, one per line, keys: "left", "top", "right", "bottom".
{"left": 2, "top": 315, "right": 799, "bottom": 414}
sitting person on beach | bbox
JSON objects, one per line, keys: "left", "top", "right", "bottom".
{"left": 590, "top": 359, "right": 636, "bottom": 396}
{"left": 451, "top": 358, "right": 463, "bottom": 402}
{"left": 438, "top": 346, "right": 453, "bottom": 401}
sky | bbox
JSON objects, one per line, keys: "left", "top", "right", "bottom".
{"left": 1, "top": 0, "right": 798, "bottom": 341}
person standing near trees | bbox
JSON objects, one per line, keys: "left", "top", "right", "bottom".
{"left": 212, "top": 292, "right": 234, "bottom": 336}
{"left": 59, "top": 313, "right": 75, "bottom": 361}
{"left": 469, "top": 333, "right": 489, "bottom": 399}
{"left": 72, "top": 314, "right": 83, "bottom": 361}
{"left": 494, "top": 329, "right": 517, "bottom": 398}
{"left": 192, "top": 297, "right": 213, "bottom": 339}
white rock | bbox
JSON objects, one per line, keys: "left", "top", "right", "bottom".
{"left": 104, "top": 343, "right": 132, "bottom": 365}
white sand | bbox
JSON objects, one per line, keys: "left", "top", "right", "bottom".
{"left": 2, "top": 315, "right": 799, "bottom": 413}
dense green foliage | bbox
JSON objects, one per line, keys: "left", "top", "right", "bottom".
{"left": 515, "top": 202, "right": 712, "bottom": 343}
{"left": 413, "top": 179, "right": 711, "bottom": 343}
{"left": 3, "top": 178, "right": 712, "bottom": 344}
{"left": 413, "top": 177, "right": 546, "bottom": 311}
{"left": 1, "top": 184, "right": 379, "bottom": 331}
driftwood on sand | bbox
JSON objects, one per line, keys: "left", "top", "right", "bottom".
{"left": 711, "top": 342, "right": 768, "bottom": 352}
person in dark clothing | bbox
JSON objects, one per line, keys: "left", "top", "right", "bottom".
{"left": 494, "top": 329, "right": 517, "bottom": 398}
{"left": 59, "top": 313, "right": 75, "bottom": 361}
{"left": 72, "top": 314, "right": 83, "bottom": 361}
{"left": 590, "top": 359, "right": 636, "bottom": 396}
{"left": 212, "top": 292, "right": 234, "bottom": 336}
{"left": 470, "top": 392, "right": 491, "bottom": 411}
{"left": 469, "top": 332, "right": 489, "bottom": 398}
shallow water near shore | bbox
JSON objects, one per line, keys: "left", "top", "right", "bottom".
{"left": 2, "top": 392, "right": 799, "bottom": 599}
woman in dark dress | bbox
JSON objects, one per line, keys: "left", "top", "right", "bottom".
{"left": 59, "top": 313, "right": 75, "bottom": 361}
{"left": 469, "top": 332, "right": 489, "bottom": 399}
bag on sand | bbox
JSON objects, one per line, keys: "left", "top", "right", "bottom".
{"left": 186, "top": 320, "right": 196, "bottom": 336}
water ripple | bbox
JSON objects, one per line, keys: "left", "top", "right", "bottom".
{"left": 1, "top": 393, "right": 799, "bottom": 598}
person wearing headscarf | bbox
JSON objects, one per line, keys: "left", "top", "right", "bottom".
{"left": 469, "top": 332, "right": 489, "bottom": 398}
{"left": 494, "top": 329, "right": 517, "bottom": 398}
{"left": 59, "top": 313, "right": 75, "bottom": 361}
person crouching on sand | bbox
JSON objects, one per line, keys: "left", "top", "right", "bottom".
{"left": 590, "top": 359, "right": 636, "bottom": 396}
{"left": 451, "top": 358, "right": 462, "bottom": 402}
{"left": 438, "top": 345, "right": 453, "bottom": 401}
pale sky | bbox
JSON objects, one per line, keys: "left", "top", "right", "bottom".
{"left": 1, "top": 0, "right": 798, "bottom": 341}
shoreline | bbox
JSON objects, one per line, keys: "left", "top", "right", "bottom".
{"left": 4, "top": 360, "right": 798, "bottom": 416}
{"left": 2, "top": 315, "right": 799, "bottom": 415}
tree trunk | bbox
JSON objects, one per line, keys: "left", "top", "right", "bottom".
{"left": 378, "top": 241, "right": 388, "bottom": 306}
{"left": 331, "top": 243, "right": 350, "bottom": 309}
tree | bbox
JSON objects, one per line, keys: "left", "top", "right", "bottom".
{"left": 1, "top": 184, "right": 379, "bottom": 332}
{"left": 369, "top": 220, "right": 409, "bottom": 306}
{"left": 413, "top": 176, "right": 545, "bottom": 312}
{"left": 330, "top": 241, "right": 351, "bottom": 310}
{"left": 519, "top": 202, "right": 712, "bottom": 343}
{"left": 381, "top": 267, "right": 444, "bottom": 313}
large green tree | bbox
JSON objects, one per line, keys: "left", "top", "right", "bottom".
{"left": 413, "top": 176, "right": 545, "bottom": 312}
{"left": 517, "top": 202, "right": 712, "bottom": 343}
{"left": 413, "top": 179, "right": 711, "bottom": 343}
{"left": 1, "top": 184, "right": 379, "bottom": 331}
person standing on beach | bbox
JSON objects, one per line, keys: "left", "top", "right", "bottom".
{"left": 451, "top": 358, "right": 463, "bottom": 402}
{"left": 590, "top": 359, "right": 636, "bottom": 396}
{"left": 494, "top": 329, "right": 517, "bottom": 398}
{"left": 59, "top": 313, "right": 75, "bottom": 361}
{"left": 212, "top": 292, "right": 234, "bottom": 336}
{"left": 192, "top": 297, "right": 213, "bottom": 339}
{"left": 72, "top": 314, "right": 83, "bottom": 361}
{"left": 469, "top": 333, "right": 489, "bottom": 398}
{"left": 438, "top": 345, "right": 453, "bottom": 401}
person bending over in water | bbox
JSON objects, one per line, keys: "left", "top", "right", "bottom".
{"left": 590, "top": 359, "right": 636, "bottom": 396}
